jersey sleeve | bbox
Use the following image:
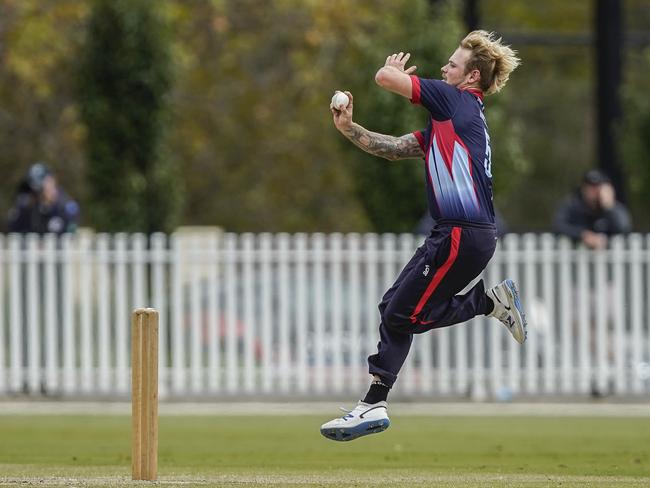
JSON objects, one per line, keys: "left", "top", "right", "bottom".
{"left": 412, "top": 123, "right": 431, "bottom": 159}
{"left": 409, "top": 76, "right": 461, "bottom": 121}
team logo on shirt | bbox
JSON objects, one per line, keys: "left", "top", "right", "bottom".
{"left": 423, "top": 264, "right": 430, "bottom": 277}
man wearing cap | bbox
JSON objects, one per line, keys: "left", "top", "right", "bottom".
{"left": 553, "top": 169, "right": 632, "bottom": 249}
{"left": 6, "top": 163, "right": 80, "bottom": 235}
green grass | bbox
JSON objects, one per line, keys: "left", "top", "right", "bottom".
{"left": 1, "top": 414, "right": 650, "bottom": 487}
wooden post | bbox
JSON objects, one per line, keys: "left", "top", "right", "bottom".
{"left": 132, "top": 308, "right": 159, "bottom": 480}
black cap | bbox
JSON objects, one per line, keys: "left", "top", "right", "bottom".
{"left": 583, "top": 169, "right": 610, "bottom": 185}
{"left": 27, "top": 162, "right": 51, "bottom": 192}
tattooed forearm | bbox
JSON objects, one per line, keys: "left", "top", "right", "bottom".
{"left": 342, "top": 123, "right": 424, "bottom": 161}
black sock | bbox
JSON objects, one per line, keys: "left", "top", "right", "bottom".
{"left": 484, "top": 294, "right": 495, "bottom": 315}
{"left": 362, "top": 383, "right": 390, "bottom": 404}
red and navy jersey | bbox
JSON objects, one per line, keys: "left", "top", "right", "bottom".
{"left": 410, "top": 76, "right": 495, "bottom": 226}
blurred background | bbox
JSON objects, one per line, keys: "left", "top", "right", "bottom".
{"left": 3, "top": 3, "right": 650, "bottom": 484}
{"left": 0, "top": 0, "right": 648, "bottom": 234}
{"left": 0, "top": 0, "right": 649, "bottom": 403}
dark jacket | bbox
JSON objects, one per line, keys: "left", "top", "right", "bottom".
{"left": 7, "top": 190, "right": 79, "bottom": 235}
{"left": 553, "top": 191, "right": 632, "bottom": 241}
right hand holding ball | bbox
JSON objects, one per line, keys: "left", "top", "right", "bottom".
{"left": 330, "top": 91, "right": 350, "bottom": 110}
{"left": 330, "top": 91, "right": 353, "bottom": 132}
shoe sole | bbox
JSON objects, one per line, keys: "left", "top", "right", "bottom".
{"left": 320, "top": 418, "right": 390, "bottom": 442}
{"left": 504, "top": 279, "right": 527, "bottom": 344}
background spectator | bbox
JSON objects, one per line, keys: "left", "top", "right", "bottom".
{"left": 6, "top": 162, "right": 80, "bottom": 234}
{"left": 553, "top": 169, "right": 632, "bottom": 249}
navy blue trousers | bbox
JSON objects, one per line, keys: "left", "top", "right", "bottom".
{"left": 368, "top": 223, "right": 497, "bottom": 387}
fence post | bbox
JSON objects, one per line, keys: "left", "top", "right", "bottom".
{"left": 25, "top": 234, "right": 41, "bottom": 393}
{"left": 170, "top": 233, "right": 185, "bottom": 395}
{"left": 611, "top": 236, "right": 626, "bottom": 394}
{"left": 0, "top": 235, "right": 5, "bottom": 394}
{"left": 115, "top": 233, "right": 129, "bottom": 394}
{"left": 97, "top": 233, "right": 111, "bottom": 393}
{"left": 8, "top": 235, "right": 23, "bottom": 393}
{"left": 278, "top": 233, "right": 291, "bottom": 393}
{"left": 312, "top": 233, "right": 326, "bottom": 394}
{"left": 558, "top": 236, "right": 573, "bottom": 394}
{"left": 189, "top": 234, "right": 203, "bottom": 394}
{"left": 294, "top": 233, "right": 308, "bottom": 394}
{"left": 259, "top": 233, "right": 273, "bottom": 394}
{"left": 79, "top": 232, "right": 93, "bottom": 393}
{"left": 224, "top": 233, "right": 239, "bottom": 394}
{"left": 206, "top": 231, "right": 221, "bottom": 394}
{"left": 630, "top": 234, "right": 643, "bottom": 394}
{"left": 594, "top": 246, "right": 609, "bottom": 394}
{"left": 242, "top": 233, "right": 256, "bottom": 394}
{"left": 329, "top": 233, "right": 343, "bottom": 394}
{"left": 541, "top": 234, "right": 556, "bottom": 394}
{"left": 576, "top": 245, "right": 591, "bottom": 394}
{"left": 150, "top": 233, "right": 168, "bottom": 397}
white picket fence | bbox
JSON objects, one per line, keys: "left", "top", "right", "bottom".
{"left": 0, "top": 230, "right": 649, "bottom": 400}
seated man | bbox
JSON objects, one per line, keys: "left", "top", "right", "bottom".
{"left": 7, "top": 162, "right": 80, "bottom": 235}
{"left": 553, "top": 169, "right": 632, "bottom": 249}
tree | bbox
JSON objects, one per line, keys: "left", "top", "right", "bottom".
{"left": 342, "top": 1, "right": 462, "bottom": 232}
{"left": 77, "top": 0, "right": 179, "bottom": 233}
{"left": 4, "top": 0, "right": 647, "bottom": 232}
{"left": 621, "top": 47, "right": 650, "bottom": 229}
{"left": 0, "top": 0, "right": 88, "bottom": 219}
{"left": 163, "top": 0, "right": 461, "bottom": 232}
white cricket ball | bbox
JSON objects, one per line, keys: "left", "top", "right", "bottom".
{"left": 331, "top": 91, "right": 349, "bottom": 110}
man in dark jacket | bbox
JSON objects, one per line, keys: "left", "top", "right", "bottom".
{"left": 7, "top": 163, "right": 79, "bottom": 235}
{"left": 553, "top": 169, "right": 632, "bottom": 249}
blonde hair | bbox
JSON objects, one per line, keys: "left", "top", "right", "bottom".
{"left": 460, "top": 30, "right": 521, "bottom": 95}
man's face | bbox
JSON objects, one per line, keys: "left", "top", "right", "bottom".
{"left": 40, "top": 175, "right": 58, "bottom": 204}
{"left": 581, "top": 183, "right": 601, "bottom": 209}
{"left": 441, "top": 47, "right": 476, "bottom": 88}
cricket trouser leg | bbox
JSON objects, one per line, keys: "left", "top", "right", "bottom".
{"left": 366, "top": 243, "right": 429, "bottom": 386}
{"left": 368, "top": 224, "right": 497, "bottom": 387}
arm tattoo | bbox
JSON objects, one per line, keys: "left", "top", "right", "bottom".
{"left": 342, "top": 123, "right": 424, "bottom": 161}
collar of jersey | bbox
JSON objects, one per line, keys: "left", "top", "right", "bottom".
{"left": 461, "top": 87, "right": 484, "bottom": 100}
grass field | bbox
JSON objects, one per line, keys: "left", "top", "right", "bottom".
{"left": 1, "top": 408, "right": 650, "bottom": 487}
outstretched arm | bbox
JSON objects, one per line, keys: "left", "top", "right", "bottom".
{"left": 331, "top": 91, "right": 424, "bottom": 161}
{"left": 374, "top": 52, "right": 416, "bottom": 98}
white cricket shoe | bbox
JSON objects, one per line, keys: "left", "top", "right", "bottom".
{"left": 320, "top": 401, "right": 390, "bottom": 442}
{"left": 487, "top": 279, "right": 527, "bottom": 344}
